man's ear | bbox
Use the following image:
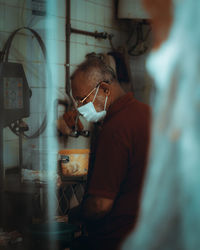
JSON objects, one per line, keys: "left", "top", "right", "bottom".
{"left": 100, "top": 82, "right": 111, "bottom": 96}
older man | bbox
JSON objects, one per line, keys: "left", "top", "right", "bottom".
{"left": 69, "top": 56, "right": 151, "bottom": 250}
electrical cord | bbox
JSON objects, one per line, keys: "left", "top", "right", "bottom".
{"left": 0, "top": 27, "right": 48, "bottom": 139}
{"left": 127, "top": 22, "right": 152, "bottom": 57}
{"left": 0, "top": 27, "right": 46, "bottom": 62}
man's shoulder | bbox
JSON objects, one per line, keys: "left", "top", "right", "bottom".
{"left": 100, "top": 97, "right": 151, "bottom": 139}
{"left": 131, "top": 98, "right": 151, "bottom": 113}
{"left": 108, "top": 97, "right": 150, "bottom": 124}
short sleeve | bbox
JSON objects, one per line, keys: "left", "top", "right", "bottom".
{"left": 87, "top": 127, "right": 129, "bottom": 199}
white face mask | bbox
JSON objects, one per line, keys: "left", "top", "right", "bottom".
{"left": 77, "top": 85, "right": 108, "bottom": 123}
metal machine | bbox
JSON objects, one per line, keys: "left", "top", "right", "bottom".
{"left": 0, "top": 27, "right": 47, "bottom": 193}
{"left": 0, "top": 63, "right": 32, "bottom": 201}
{"left": 0, "top": 62, "right": 31, "bottom": 128}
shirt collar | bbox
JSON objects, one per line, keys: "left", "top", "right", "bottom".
{"left": 104, "top": 92, "right": 134, "bottom": 123}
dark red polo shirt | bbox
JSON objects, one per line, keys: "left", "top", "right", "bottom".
{"left": 86, "top": 92, "right": 151, "bottom": 248}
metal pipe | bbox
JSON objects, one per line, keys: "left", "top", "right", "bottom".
{"left": 0, "top": 121, "right": 4, "bottom": 228}
{"left": 0, "top": 125, "right": 3, "bottom": 191}
{"left": 71, "top": 28, "right": 109, "bottom": 39}
{"left": 19, "top": 131, "right": 23, "bottom": 172}
{"left": 65, "top": 0, "right": 71, "bottom": 96}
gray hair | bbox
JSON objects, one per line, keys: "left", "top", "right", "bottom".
{"left": 71, "top": 54, "right": 117, "bottom": 83}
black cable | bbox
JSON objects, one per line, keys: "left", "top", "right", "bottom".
{"left": 5, "top": 27, "right": 46, "bottom": 62}
{"left": 128, "top": 23, "right": 141, "bottom": 56}
{"left": 1, "top": 27, "right": 48, "bottom": 139}
{"left": 128, "top": 22, "right": 152, "bottom": 57}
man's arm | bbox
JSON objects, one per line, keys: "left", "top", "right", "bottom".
{"left": 68, "top": 195, "right": 114, "bottom": 224}
{"left": 82, "top": 195, "right": 114, "bottom": 221}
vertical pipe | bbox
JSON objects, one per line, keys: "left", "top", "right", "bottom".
{"left": 19, "top": 131, "right": 23, "bottom": 181}
{"left": 0, "top": 123, "right": 4, "bottom": 228}
{"left": 66, "top": 0, "right": 71, "bottom": 96}
{"left": 0, "top": 127, "right": 3, "bottom": 191}
{"left": 0, "top": 74, "right": 4, "bottom": 193}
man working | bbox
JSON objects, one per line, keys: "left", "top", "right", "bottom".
{"left": 69, "top": 56, "right": 151, "bottom": 250}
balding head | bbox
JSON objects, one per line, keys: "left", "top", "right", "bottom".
{"left": 71, "top": 56, "right": 125, "bottom": 114}
{"left": 71, "top": 57, "right": 117, "bottom": 88}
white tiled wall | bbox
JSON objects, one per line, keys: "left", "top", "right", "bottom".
{"left": 130, "top": 54, "right": 154, "bottom": 105}
{"left": 1, "top": 0, "right": 152, "bottom": 169}
{"left": 70, "top": 0, "right": 128, "bottom": 68}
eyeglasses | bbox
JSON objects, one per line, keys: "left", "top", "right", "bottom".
{"left": 74, "top": 81, "right": 106, "bottom": 107}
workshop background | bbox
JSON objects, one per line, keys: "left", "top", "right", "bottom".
{"left": 0, "top": 0, "right": 153, "bottom": 249}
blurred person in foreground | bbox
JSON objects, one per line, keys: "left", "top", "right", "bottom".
{"left": 123, "top": 0, "right": 200, "bottom": 250}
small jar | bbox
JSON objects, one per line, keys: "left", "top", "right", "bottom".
{"left": 58, "top": 149, "right": 90, "bottom": 177}
{"left": 60, "top": 155, "right": 78, "bottom": 176}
